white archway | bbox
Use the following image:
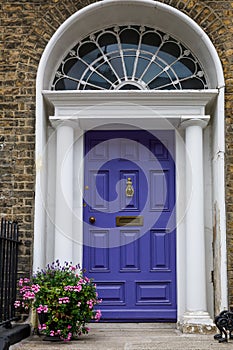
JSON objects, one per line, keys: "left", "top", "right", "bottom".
{"left": 34, "top": 0, "right": 227, "bottom": 331}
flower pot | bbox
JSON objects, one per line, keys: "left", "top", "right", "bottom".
{"left": 43, "top": 335, "right": 62, "bottom": 342}
{"left": 38, "top": 312, "right": 48, "bottom": 326}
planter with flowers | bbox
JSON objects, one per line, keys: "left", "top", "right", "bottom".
{"left": 14, "top": 260, "right": 102, "bottom": 341}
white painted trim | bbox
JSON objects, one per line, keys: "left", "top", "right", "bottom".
{"left": 37, "top": 0, "right": 224, "bottom": 89}
{"left": 43, "top": 90, "right": 218, "bottom": 104}
{"left": 175, "top": 128, "right": 186, "bottom": 323}
{"left": 212, "top": 86, "right": 228, "bottom": 313}
{"left": 43, "top": 90, "right": 218, "bottom": 119}
{"left": 181, "top": 118, "right": 212, "bottom": 324}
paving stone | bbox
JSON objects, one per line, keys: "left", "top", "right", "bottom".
{"left": 9, "top": 324, "right": 232, "bottom": 350}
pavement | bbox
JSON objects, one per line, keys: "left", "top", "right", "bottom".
{"left": 9, "top": 323, "right": 233, "bottom": 350}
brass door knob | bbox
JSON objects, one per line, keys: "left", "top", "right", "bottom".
{"left": 89, "top": 216, "right": 96, "bottom": 224}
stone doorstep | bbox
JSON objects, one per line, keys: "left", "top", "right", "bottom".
{"left": 0, "top": 324, "right": 31, "bottom": 350}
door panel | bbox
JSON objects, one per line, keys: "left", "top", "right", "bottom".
{"left": 83, "top": 130, "right": 176, "bottom": 321}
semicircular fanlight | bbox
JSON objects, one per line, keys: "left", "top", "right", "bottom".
{"left": 51, "top": 25, "right": 208, "bottom": 91}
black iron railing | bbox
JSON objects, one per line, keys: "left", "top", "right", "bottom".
{"left": 0, "top": 218, "right": 20, "bottom": 327}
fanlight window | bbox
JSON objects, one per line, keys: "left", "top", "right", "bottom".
{"left": 51, "top": 25, "right": 208, "bottom": 91}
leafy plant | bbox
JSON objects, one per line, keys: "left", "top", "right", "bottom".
{"left": 15, "top": 260, "right": 102, "bottom": 341}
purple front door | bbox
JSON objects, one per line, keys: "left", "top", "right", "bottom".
{"left": 83, "top": 130, "right": 177, "bottom": 321}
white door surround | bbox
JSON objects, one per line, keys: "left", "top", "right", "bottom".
{"left": 34, "top": 0, "right": 227, "bottom": 332}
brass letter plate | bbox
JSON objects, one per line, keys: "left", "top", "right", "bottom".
{"left": 116, "top": 216, "right": 144, "bottom": 227}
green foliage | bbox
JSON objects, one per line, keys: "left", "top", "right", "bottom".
{"left": 15, "top": 260, "right": 101, "bottom": 341}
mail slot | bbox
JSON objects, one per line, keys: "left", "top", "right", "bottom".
{"left": 116, "top": 216, "right": 144, "bottom": 227}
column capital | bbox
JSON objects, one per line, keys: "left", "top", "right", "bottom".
{"left": 49, "top": 116, "right": 80, "bottom": 130}
{"left": 180, "top": 116, "right": 210, "bottom": 129}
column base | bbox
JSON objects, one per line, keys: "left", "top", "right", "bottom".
{"left": 179, "top": 312, "right": 216, "bottom": 334}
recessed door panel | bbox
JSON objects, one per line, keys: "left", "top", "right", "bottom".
{"left": 120, "top": 230, "right": 140, "bottom": 272}
{"left": 136, "top": 281, "right": 172, "bottom": 305}
{"left": 150, "top": 230, "right": 171, "bottom": 271}
{"left": 97, "top": 282, "right": 125, "bottom": 305}
{"left": 150, "top": 170, "right": 169, "bottom": 211}
{"left": 89, "top": 230, "right": 109, "bottom": 272}
{"left": 89, "top": 170, "right": 109, "bottom": 211}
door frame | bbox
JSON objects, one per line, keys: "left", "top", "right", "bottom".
{"left": 41, "top": 89, "right": 218, "bottom": 328}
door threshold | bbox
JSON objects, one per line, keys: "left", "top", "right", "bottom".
{"left": 90, "top": 323, "right": 177, "bottom": 329}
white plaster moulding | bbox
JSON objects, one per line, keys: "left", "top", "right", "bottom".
{"left": 43, "top": 90, "right": 218, "bottom": 117}
{"left": 40, "top": 0, "right": 224, "bottom": 89}
{"left": 49, "top": 115, "right": 211, "bottom": 131}
{"left": 43, "top": 90, "right": 218, "bottom": 106}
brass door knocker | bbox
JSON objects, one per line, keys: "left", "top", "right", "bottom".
{"left": 125, "top": 178, "right": 134, "bottom": 197}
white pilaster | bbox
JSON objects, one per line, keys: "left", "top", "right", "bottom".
{"left": 181, "top": 117, "right": 214, "bottom": 329}
{"left": 73, "top": 128, "right": 84, "bottom": 266}
{"left": 54, "top": 122, "right": 74, "bottom": 264}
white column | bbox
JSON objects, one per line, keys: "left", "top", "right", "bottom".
{"left": 181, "top": 118, "right": 213, "bottom": 327}
{"left": 54, "top": 122, "right": 74, "bottom": 264}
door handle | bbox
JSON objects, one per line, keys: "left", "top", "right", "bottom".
{"left": 89, "top": 216, "right": 96, "bottom": 224}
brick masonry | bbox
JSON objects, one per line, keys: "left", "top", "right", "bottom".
{"left": 1, "top": 0, "right": 233, "bottom": 307}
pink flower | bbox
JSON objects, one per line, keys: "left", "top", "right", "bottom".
{"left": 58, "top": 297, "right": 70, "bottom": 304}
{"left": 95, "top": 310, "right": 102, "bottom": 321}
{"left": 67, "top": 332, "right": 72, "bottom": 341}
{"left": 31, "top": 284, "right": 40, "bottom": 293}
{"left": 36, "top": 304, "right": 48, "bottom": 313}
{"left": 18, "top": 278, "right": 24, "bottom": 287}
{"left": 62, "top": 332, "right": 72, "bottom": 342}
{"left": 14, "top": 300, "right": 21, "bottom": 308}
{"left": 87, "top": 299, "right": 94, "bottom": 309}
{"left": 38, "top": 323, "right": 47, "bottom": 331}
{"left": 74, "top": 285, "right": 82, "bottom": 292}
{"left": 43, "top": 305, "right": 48, "bottom": 313}
{"left": 64, "top": 285, "right": 73, "bottom": 291}
{"left": 20, "top": 285, "right": 30, "bottom": 294}
{"left": 23, "top": 291, "right": 35, "bottom": 300}
{"left": 24, "top": 278, "right": 30, "bottom": 283}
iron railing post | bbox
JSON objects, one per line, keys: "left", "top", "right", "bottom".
{"left": 0, "top": 218, "right": 20, "bottom": 327}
